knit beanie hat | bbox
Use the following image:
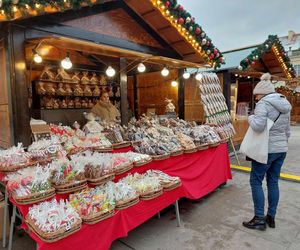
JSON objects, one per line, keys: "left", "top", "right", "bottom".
{"left": 253, "top": 73, "right": 275, "bottom": 95}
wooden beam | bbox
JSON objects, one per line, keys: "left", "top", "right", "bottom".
{"left": 178, "top": 69, "right": 184, "bottom": 119}
{"left": 141, "top": 9, "right": 156, "bottom": 17}
{"left": 157, "top": 25, "right": 172, "bottom": 32}
{"left": 133, "top": 74, "right": 138, "bottom": 119}
{"left": 120, "top": 57, "right": 129, "bottom": 125}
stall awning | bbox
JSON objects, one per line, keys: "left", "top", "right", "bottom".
{"left": 26, "top": 36, "right": 207, "bottom": 69}
{"left": 239, "top": 35, "right": 296, "bottom": 80}
{"left": 0, "top": 0, "right": 224, "bottom": 69}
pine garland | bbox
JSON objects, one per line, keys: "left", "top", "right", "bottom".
{"left": 239, "top": 35, "right": 296, "bottom": 77}
{"left": 161, "top": 0, "right": 224, "bottom": 69}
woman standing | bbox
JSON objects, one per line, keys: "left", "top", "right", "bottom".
{"left": 242, "top": 73, "right": 291, "bottom": 230}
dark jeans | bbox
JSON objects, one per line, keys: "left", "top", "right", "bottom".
{"left": 250, "top": 153, "right": 286, "bottom": 218}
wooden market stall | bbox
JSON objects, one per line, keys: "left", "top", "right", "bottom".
{"left": 215, "top": 35, "right": 296, "bottom": 143}
{"left": 0, "top": 2, "right": 234, "bottom": 250}
{"left": 0, "top": 0, "right": 225, "bottom": 148}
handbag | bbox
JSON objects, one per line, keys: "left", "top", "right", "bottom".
{"left": 240, "top": 105, "right": 281, "bottom": 164}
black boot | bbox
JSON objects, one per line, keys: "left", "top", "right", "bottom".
{"left": 242, "top": 216, "right": 266, "bottom": 231}
{"left": 265, "top": 214, "right": 275, "bottom": 228}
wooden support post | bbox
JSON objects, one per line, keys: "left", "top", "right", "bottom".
{"left": 120, "top": 58, "right": 129, "bottom": 125}
{"left": 178, "top": 69, "right": 184, "bottom": 119}
{"left": 133, "top": 74, "right": 139, "bottom": 119}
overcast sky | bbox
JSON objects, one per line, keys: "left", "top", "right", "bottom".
{"left": 180, "top": 0, "right": 300, "bottom": 52}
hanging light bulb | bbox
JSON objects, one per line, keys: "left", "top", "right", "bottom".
{"left": 137, "top": 63, "right": 146, "bottom": 73}
{"left": 161, "top": 67, "right": 169, "bottom": 77}
{"left": 61, "top": 53, "right": 72, "bottom": 69}
{"left": 183, "top": 70, "right": 190, "bottom": 79}
{"left": 33, "top": 50, "right": 42, "bottom": 63}
{"left": 106, "top": 66, "right": 116, "bottom": 77}
{"left": 195, "top": 72, "right": 203, "bottom": 81}
{"left": 171, "top": 80, "right": 178, "bottom": 87}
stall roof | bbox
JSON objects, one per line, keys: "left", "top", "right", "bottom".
{"left": 239, "top": 35, "right": 296, "bottom": 80}
{"left": 0, "top": 0, "right": 225, "bottom": 68}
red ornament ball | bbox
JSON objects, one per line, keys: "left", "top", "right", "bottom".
{"left": 213, "top": 49, "right": 218, "bottom": 55}
{"left": 195, "top": 27, "right": 201, "bottom": 35}
{"left": 165, "top": 1, "right": 170, "bottom": 7}
{"left": 245, "top": 58, "right": 249, "bottom": 62}
{"left": 209, "top": 54, "right": 215, "bottom": 60}
{"left": 206, "top": 40, "right": 211, "bottom": 46}
{"left": 179, "top": 5, "right": 184, "bottom": 11}
{"left": 251, "top": 61, "right": 255, "bottom": 66}
{"left": 178, "top": 18, "right": 184, "bottom": 24}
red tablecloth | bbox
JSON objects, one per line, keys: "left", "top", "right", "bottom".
{"left": 12, "top": 143, "right": 231, "bottom": 250}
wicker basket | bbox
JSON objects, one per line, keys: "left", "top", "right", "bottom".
{"left": 26, "top": 215, "right": 82, "bottom": 243}
{"left": 209, "top": 142, "right": 220, "bottom": 148}
{"left": 53, "top": 180, "right": 88, "bottom": 194}
{"left": 140, "top": 187, "right": 163, "bottom": 200}
{"left": 92, "top": 146, "right": 113, "bottom": 153}
{"left": 87, "top": 173, "right": 115, "bottom": 186}
{"left": 116, "top": 196, "right": 140, "bottom": 210}
{"left": 12, "top": 188, "right": 56, "bottom": 205}
{"left": 184, "top": 147, "right": 198, "bottom": 154}
{"left": 112, "top": 141, "right": 131, "bottom": 149}
{"left": 82, "top": 209, "right": 115, "bottom": 225}
{"left": 162, "top": 181, "right": 182, "bottom": 192}
{"left": 220, "top": 138, "right": 229, "bottom": 144}
{"left": 170, "top": 149, "right": 184, "bottom": 157}
{"left": 114, "top": 163, "right": 133, "bottom": 175}
{"left": 133, "top": 158, "right": 152, "bottom": 167}
{"left": 197, "top": 145, "right": 209, "bottom": 151}
{"left": 0, "top": 162, "right": 36, "bottom": 173}
{"left": 152, "top": 154, "right": 170, "bottom": 161}
{"left": 131, "top": 141, "right": 142, "bottom": 147}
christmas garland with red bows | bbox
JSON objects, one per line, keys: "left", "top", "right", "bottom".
{"left": 161, "top": 0, "right": 224, "bottom": 68}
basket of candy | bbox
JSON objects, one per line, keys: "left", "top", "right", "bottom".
{"left": 145, "top": 170, "right": 182, "bottom": 191}
{"left": 69, "top": 187, "right": 115, "bottom": 225}
{"left": 26, "top": 199, "right": 82, "bottom": 243}
{"left": 0, "top": 144, "right": 34, "bottom": 173}
{"left": 6, "top": 165, "right": 55, "bottom": 205}
{"left": 71, "top": 152, "right": 115, "bottom": 186}
{"left": 50, "top": 159, "right": 87, "bottom": 194}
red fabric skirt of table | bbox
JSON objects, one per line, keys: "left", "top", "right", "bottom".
{"left": 14, "top": 143, "right": 231, "bottom": 250}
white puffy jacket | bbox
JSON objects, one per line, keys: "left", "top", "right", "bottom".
{"left": 248, "top": 93, "right": 291, "bottom": 153}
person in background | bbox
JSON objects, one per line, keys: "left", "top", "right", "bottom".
{"left": 91, "top": 91, "right": 120, "bottom": 123}
{"left": 242, "top": 73, "right": 291, "bottom": 231}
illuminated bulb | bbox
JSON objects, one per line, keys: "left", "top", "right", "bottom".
{"left": 247, "top": 76, "right": 251, "bottom": 79}
{"left": 183, "top": 71, "right": 190, "bottom": 79}
{"left": 61, "top": 53, "right": 72, "bottom": 69}
{"left": 171, "top": 81, "right": 178, "bottom": 87}
{"left": 106, "top": 66, "right": 116, "bottom": 77}
{"left": 195, "top": 73, "right": 203, "bottom": 81}
{"left": 235, "top": 74, "right": 238, "bottom": 77}
{"left": 166, "top": 10, "right": 169, "bottom": 15}
{"left": 161, "top": 67, "right": 169, "bottom": 77}
{"left": 35, "top": 3, "right": 41, "bottom": 9}
{"left": 33, "top": 52, "right": 42, "bottom": 63}
{"left": 157, "top": 0, "right": 161, "bottom": 5}
{"left": 13, "top": 6, "right": 18, "bottom": 13}
{"left": 137, "top": 63, "right": 146, "bottom": 73}
{"left": 25, "top": 4, "right": 30, "bottom": 9}
{"left": 1, "top": 10, "right": 4, "bottom": 15}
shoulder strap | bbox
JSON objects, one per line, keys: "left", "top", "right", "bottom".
{"left": 261, "top": 100, "right": 281, "bottom": 123}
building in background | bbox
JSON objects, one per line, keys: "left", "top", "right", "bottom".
{"left": 280, "top": 31, "right": 300, "bottom": 76}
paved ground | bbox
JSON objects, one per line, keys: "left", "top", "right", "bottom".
{"left": 2, "top": 126, "right": 300, "bottom": 250}
{"left": 231, "top": 126, "right": 300, "bottom": 176}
